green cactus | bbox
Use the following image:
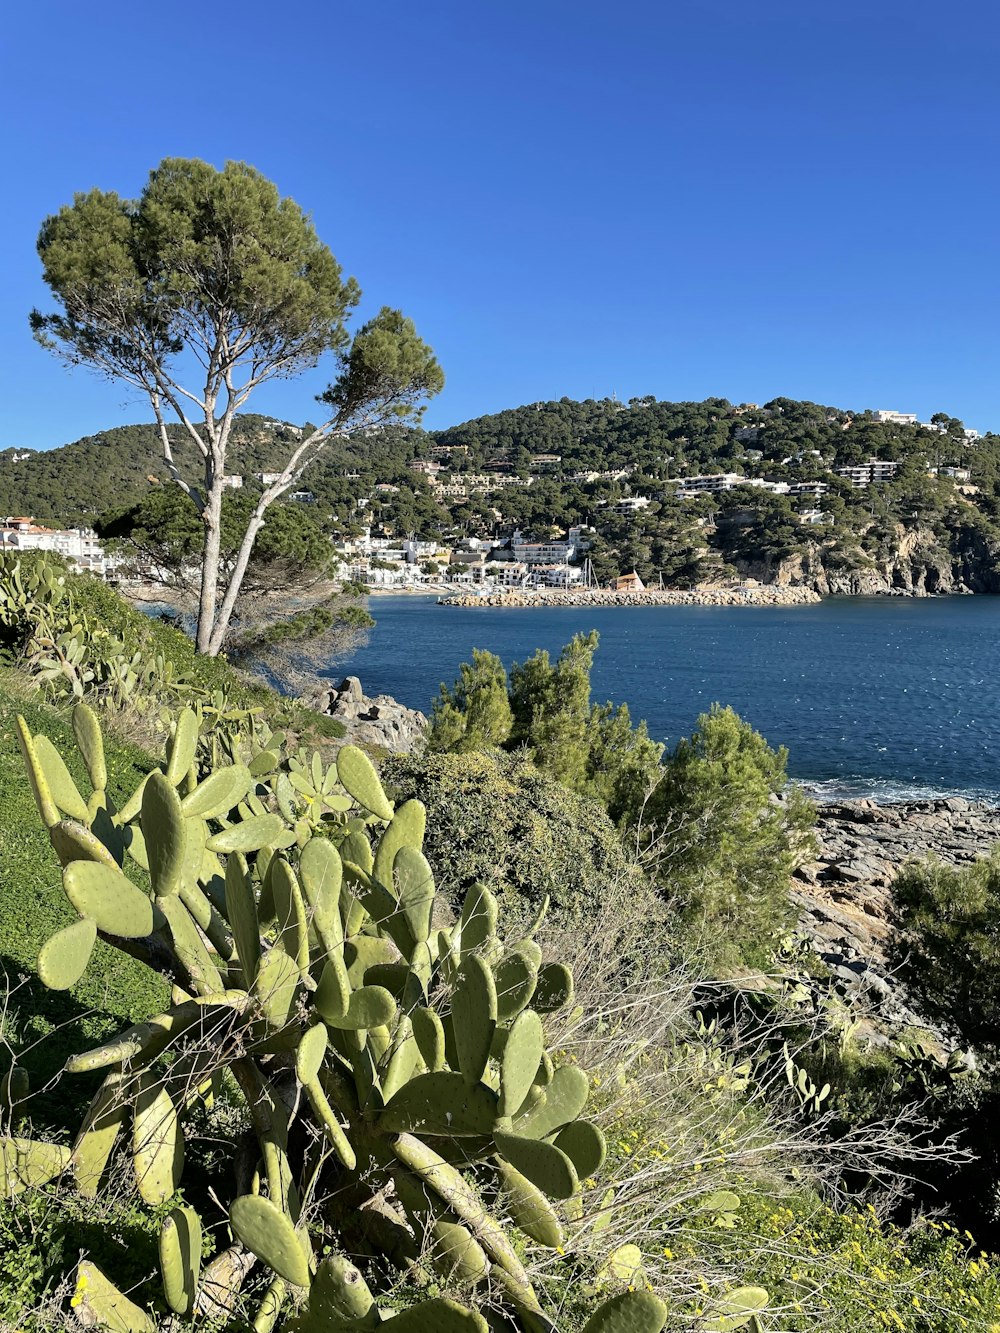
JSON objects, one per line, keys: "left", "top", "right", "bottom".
{"left": 63, "top": 860, "right": 155, "bottom": 937}
{"left": 581, "top": 1289, "right": 668, "bottom": 1333}
{"left": 230, "top": 1194, "right": 312, "bottom": 1287}
{"left": 703, "top": 1286, "right": 770, "bottom": 1331}
{"left": 15, "top": 704, "right": 752, "bottom": 1330}
{"left": 159, "top": 1204, "right": 202, "bottom": 1315}
{"left": 72, "top": 1261, "right": 155, "bottom": 1333}
{"left": 336, "top": 742, "right": 395, "bottom": 820}
{"left": 37, "top": 916, "right": 98, "bottom": 990}
{"left": 0, "top": 1136, "right": 72, "bottom": 1193}
{"left": 133, "top": 1074, "right": 183, "bottom": 1204}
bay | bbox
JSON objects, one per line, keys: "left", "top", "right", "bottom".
{"left": 329, "top": 595, "right": 1000, "bottom": 803}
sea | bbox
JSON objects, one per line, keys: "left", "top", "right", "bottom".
{"left": 328, "top": 594, "right": 1000, "bottom": 804}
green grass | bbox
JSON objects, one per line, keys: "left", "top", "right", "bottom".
{"left": 0, "top": 671, "right": 168, "bottom": 1130}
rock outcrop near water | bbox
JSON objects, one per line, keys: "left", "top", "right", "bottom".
{"left": 793, "top": 797, "right": 1000, "bottom": 1031}
{"left": 740, "top": 522, "right": 1000, "bottom": 596}
{"left": 441, "top": 586, "right": 821, "bottom": 609}
{"left": 308, "top": 676, "right": 427, "bottom": 754}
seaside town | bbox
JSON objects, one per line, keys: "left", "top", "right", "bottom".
{"left": 1, "top": 405, "right": 982, "bottom": 603}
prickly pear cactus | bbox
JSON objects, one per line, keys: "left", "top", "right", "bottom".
{"left": 14, "top": 704, "right": 671, "bottom": 1333}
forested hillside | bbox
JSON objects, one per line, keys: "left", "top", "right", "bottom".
{"left": 7, "top": 396, "right": 1000, "bottom": 591}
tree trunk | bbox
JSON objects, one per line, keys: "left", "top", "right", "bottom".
{"left": 206, "top": 510, "right": 267, "bottom": 657}
{"left": 197, "top": 482, "right": 224, "bottom": 655}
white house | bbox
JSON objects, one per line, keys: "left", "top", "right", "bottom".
{"left": 0, "top": 517, "right": 112, "bottom": 575}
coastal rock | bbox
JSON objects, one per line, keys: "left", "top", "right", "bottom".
{"left": 307, "top": 676, "right": 427, "bottom": 755}
{"left": 738, "top": 521, "right": 1000, "bottom": 597}
{"left": 440, "top": 585, "right": 822, "bottom": 610}
{"left": 793, "top": 797, "right": 1000, "bottom": 1031}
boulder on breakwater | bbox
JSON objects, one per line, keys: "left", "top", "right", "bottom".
{"left": 439, "top": 586, "right": 822, "bottom": 609}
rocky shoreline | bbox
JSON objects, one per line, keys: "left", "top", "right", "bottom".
{"left": 304, "top": 676, "right": 427, "bottom": 754}
{"left": 440, "top": 585, "right": 823, "bottom": 609}
{"left": 792, "top": 796, "right": 1000, "bottom": 1032}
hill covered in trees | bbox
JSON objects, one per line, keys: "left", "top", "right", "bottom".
{"left": 7, "top": 396, "right": 1000, "bottom": 591}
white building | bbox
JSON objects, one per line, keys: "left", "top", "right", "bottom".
{"left": 511, "top": 539, "right": 575, "bottom": 566}
{"left": 0, "top": 517, "right": 111, "bottom": 575}
{"left": 610, "top": 496, "right": 652, "bottom": 515}
{"left": 220, "top": 474, "right": 243, "bottom": 490}
{"left": 873, "top": 411, "right": 918, "bottom": 426}
{"left": 497, "top": 562, "right": 531, "bottom": 587}
{"left": 674, "top": 473, "right": 747, "bottom": 496}
{"left": 787, "top": 481, "right": 830, "bottom": 498}
{"left": 835, "top": 459, "right": 901, "bottom": 488}
{"left": 533, "top": 564, "right": 583, "bottom": 588}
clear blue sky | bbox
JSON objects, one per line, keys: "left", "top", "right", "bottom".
{"left": 3, "top": 0, "right": 1000, "bottom": 450}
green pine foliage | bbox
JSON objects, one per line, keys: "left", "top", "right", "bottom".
{"left": 889, "top": 852, "right": 1000, "bottom": 1058}
{"left": 643, "top": 705, "right": 816, "bottom": 971}
{"left": 425, "top": 648, "right": 513, "bottom": 752}
{"left": 429, "top": 632, "right": 665, "bottom": 827}
{"left": 428, "top": 639, "right": 814, "bottom": 972}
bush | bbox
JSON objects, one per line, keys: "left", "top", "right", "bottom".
{"left": 428, "top": 633, "right": 664, "bottom": 825}
{"left": 383, "top": 749, "right": 668, "bottom": 969}
{"left": 645, "top": 705, "right": 816, "bottom": 972}
{"left": 890, "top": 852, "right": 1000, "bottom": 1058}
{"left": 696, "top": 1194, "right": 1000, "bottom": 1331}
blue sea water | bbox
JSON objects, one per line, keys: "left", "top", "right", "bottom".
{"left": 329, "top": 595, "right": 1000, "bottom": 803}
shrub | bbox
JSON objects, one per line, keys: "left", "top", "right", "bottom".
{"left": 696, "top": 1195, "right": 1000, "bottom": 1331}
{"left": 383, "top": 749, "right": 667, "bottom": 967}
{"left": 889, "top": 852, "right": 1000, "bottom": 1058}
{"left": 7, "top": 704, "right": 676, "bottom": 1332}
{"left": 645, "top": 705, "right": 817, "bottom": 972}
{"left": 428, "top": 633, "right": 664, "bottom": 826}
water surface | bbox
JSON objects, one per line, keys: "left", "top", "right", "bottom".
{"left": 330, "top": 595, "right": 1000, "bottom": 802}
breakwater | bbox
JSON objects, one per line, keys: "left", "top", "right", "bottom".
{"left": 439, "top": 585, "right": 823, "bottom": 609}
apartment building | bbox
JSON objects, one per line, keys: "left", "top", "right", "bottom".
{"left": 873, "top": 411, "right": 918, "bottom": 426}
{"left": 1, "top": 516, "right": 110, "bottom": 574}
{"left": 834, "top": 459, "right": 901, "bottom": 487}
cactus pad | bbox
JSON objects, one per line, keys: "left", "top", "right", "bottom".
{"left": 229, "top": 1194, "right": 311, "bottom": 1288}
{"left": 63, "top": 860, "right": 155, "bottom": 937}
{"left": 581, "top": 1290, "right": 668, "bottom": 1333}
{"left": 37, "top": 916, "right": 97, "bottom": 990}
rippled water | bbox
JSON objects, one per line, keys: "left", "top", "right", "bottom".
{"left": 329, "top": 595, "right": 1000, "bottom": 802}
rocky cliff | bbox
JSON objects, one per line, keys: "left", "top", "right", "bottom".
{"left": 792, "top": 797, "right": 1000, "bottom": 1034}
{"left": 738, "top": 522, "right": 1000, "bottom": 596}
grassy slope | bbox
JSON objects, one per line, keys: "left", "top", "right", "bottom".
{"left": 0, "top": 673, "right": 168, "bottom": 1126}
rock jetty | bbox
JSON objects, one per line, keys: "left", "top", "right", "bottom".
{"left": 306, "top": 676, "right": 427, "bottom": 754}
{"left": 440, "top": 586, "right": 822, "bottom": 609}
{"left": 792, "top": 796, "right": 1000, "bottom": 1032}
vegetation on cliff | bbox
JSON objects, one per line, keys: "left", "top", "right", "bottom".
{"left": 429, "top": 634, "right": 815, "bottom": 971}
